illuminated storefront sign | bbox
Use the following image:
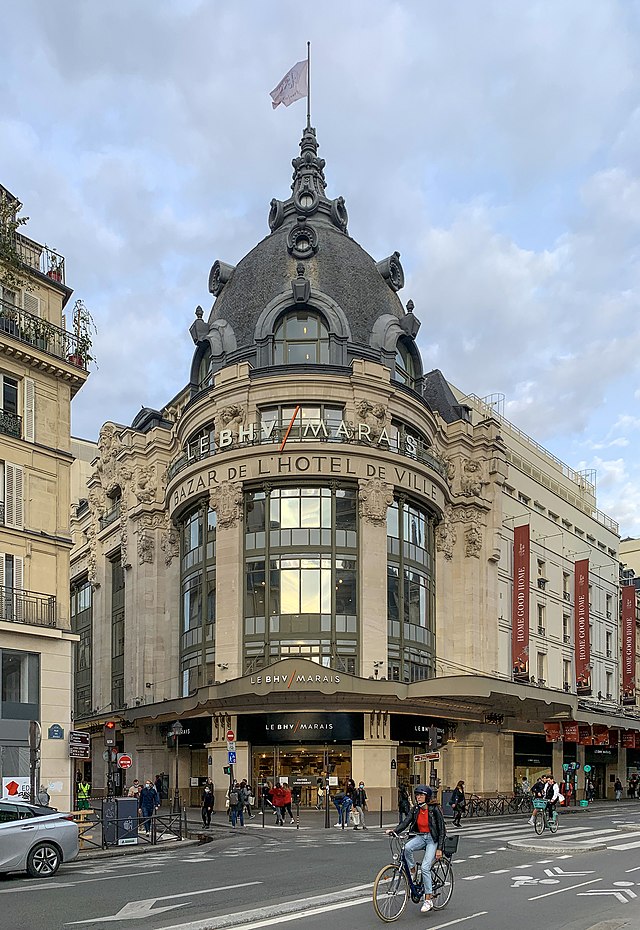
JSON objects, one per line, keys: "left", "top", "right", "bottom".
{"left": 237, "top": 713, "right": 364, "bottom": 743}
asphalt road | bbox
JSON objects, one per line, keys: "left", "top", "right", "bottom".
{"left": 1, "top": 808, "right": 639, "bottom": 930}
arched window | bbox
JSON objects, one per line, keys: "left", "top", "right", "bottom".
{"left": 273, "top": 311, "right": 329, "bottom": 365}
{"left": 197, "top": 345, "right": 212, "bottom": 389}
{"left": 394, "top": 339, "right": 417, "bottom": 387}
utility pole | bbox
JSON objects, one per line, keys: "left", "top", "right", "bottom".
{"left": 169, "top": 721, "right": 184, "bottom": 813}
{"left": 29, "top": 720, "right": 41, "bottom": 804}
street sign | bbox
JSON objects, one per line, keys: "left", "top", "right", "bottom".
{"left": 69, "top": 730, "right": 90, "bottom": 760}
{"left": 583, "top": 764, "right": 592, "bottom": 773}
{"left": 227, "top": 751, "right": 236, "bottom": 764}
{"left": 414, "top": 752, "right": 440, "bottom": 763}
{"left": 227, "top": 741, "right": 236, "bottom": 752}
{"left": 48, "top": 724, "right": 64, "bottom": 740}
{"left": 117, "top": 754, "right": 133, "bottom": 769}
{"left": 170, "top": 720, "right": 184, "bottom": 736}
{"left": 226, "top": 729, "right": 235, "bottom": 742}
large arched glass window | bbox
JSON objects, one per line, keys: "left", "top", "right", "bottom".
{"left": 178, "top": 502, "right": 217, "bottom": 696}
{"left": 394, "top": 339, "right": 417, "bottom": 387}
{"left": 273, "top": 311, "right": 330, "bottom": 365}
{"left": 197, "top": 345, "right": 213, "bottom": 389}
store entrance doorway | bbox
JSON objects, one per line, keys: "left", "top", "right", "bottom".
{"left": 251, "top": 744, "right": 351, "bottom": 807}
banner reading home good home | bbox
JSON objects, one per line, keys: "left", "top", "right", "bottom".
{"left": 511, "top": 524, "right": 530, "bottom": 681}
{"left": 622, "top": 584, "right": 636, "bottom": 704}
{"left": 574, "top": 559, "right": 591, "bottom": 693}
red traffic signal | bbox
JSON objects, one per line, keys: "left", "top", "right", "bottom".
{"left": 103, "top": 721, "right": 117, "bottom": 746}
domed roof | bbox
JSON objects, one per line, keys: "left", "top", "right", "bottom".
{"left": 206, "top": 126, "right": 412, "bottom": 351}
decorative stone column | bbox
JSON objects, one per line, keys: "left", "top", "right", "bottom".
{"left": 358, "top": 478, "right": 394, "bottom": 678}
{"left": 210, "top": 482, "right": 244, "bottom": 680}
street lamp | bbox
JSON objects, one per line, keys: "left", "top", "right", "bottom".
{"left": 169, "top": 720, "right": 184, "bottom": 813}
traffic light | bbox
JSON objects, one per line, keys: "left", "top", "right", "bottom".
{"left": 428, "top": 726, "right": 446, "bottom": 750}
{"left": 103, "top": 721, "right": 117, "bottom": 746}
{"left": 223, "top": 765, "right": 232, "bottom": 775}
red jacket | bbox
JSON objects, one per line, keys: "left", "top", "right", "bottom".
{"left": 271, "top": 786, "right": 287, "bottom": 807}
{"left": 283, "top": 787, "right": 292, "bottom": 805}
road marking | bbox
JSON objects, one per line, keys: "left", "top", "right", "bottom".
{"left": 514, "top": 864, "right": 533, "bottom": 869}
{"left": 577, "top": 889, "right": 637, "bottom": 903}
{"left": 490, "top": 869, "right": 510, "bottom": 874}
{"left": 537, "top": 860, "right": 553, "bottom": 863}
{"left": 468, "top": 854, "right": 483, "bottom": 859}
{"left": 608, "top": 838, "right": 640, "bottom": 850}
{"left": 544, "top": 867, "right": 595, "bottom": 877}
{"left": 0, "top": 871, "right": 160, "bottom": 895}
{"left": 557, "top": 855, "right": 573, "bottom": 859}
{"left": 461, "top": 875, "right": 484, "bottom": 881}
{"left": 66, "top": 881, "right": 263, "bottom": 925}
{"left": 626, "top": 866, "right": 640, "bottom": 873}
{"left": 528, "top": 878, "right": 601, "bottom": 900}
{"left": 207, "top": 905, "right": 488, "bottom": 930}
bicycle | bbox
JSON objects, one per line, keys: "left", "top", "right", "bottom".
{"left": 508, "top": 794, "right": 533, "bottom": 815}
{"left": 532, "top": 798, "right": 558, "bottom": 835}
{"left": 372, "top": 833, "right": 457, "bottom": 922}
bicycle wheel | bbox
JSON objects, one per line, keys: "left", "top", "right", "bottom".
{"left": 523, "top": 797, "right": 533, "bottom": 814}
{"left": 431, "top": 858, "right": 454, "bottom": 910}
{"left": 549, "top": 814, "right": 558, "bottom": 834}
{"left": 507, "top": 798, "right": 519, "bottom": 814}
{"left": 534, "top": 811, "right": 545, "bottom": 835}
{"left": 372, "top": 864, "right": 409, "bottom": 922}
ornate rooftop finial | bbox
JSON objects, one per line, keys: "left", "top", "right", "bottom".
{"left": 291, "top": 125, "right": 327, "bottom": 205}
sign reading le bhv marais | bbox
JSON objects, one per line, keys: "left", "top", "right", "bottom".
{"left": 237, "top": 713, "right": 364, "bottom": 743}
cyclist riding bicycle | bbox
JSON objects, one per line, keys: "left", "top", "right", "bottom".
{"left": 386, "top": 785, "right": 446, "bottom": 913}
{"left": 544, "top": 773, "right": 561, "bottom": 821}
{"left": 527, "top": 775, "right": 545, "bottom": 825}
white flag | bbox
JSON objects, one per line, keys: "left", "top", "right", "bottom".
{"left": 270, "top": 60, "right": 308, "bottom": 109}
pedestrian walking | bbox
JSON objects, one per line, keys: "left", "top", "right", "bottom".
{"left": 270, "top": 782, "right": 287, "bottom": 825}
{"left": 201, "top": 783, "right": 214, "bottom": 827}
{"left": 398, "top": 783, "right": 411, "bottom": 818}
{"left": 282, "top": 783, "right": 294, "bottom": 823}
{"left": 228, "top": 781, "right": 245, "bottom": 828}
{"left": 127, "top": 778, "right": 141, "bottom": 799}
{"left": 316, "top": 781, "right": 326, "bottom": 810}
{"left": 353, "top": 780, "right": 368, "bottom": 830}
{"left": 332, "top": 787, "right": 352, "bottom": 827}
{"left": 138, "top": 779, "right": 160, "bottom": 835}
{"left": 520, "top": 776, "right": 530, "bottom": 794}
{"left": 261, "top": 780, "right": 274, "bottom": 811}
{"left": 154, "top": 773, "right": 164, "bottom": 801}
{"left": 240, "top": 779, "right": 255, "bottom": 818}
{"left": 450, "top": 780, "right": 466, "bottom": 827}
{"left": 614, "top": 777, "right": 623, "bottom": 801}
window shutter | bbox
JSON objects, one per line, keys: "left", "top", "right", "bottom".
{"left": 5, "top": 462, "right": 24, "bottom": 529}
{"left": 23, "top": 378, "right": 35, "bottom": 442}
{"left": 13, "top": 555, "right": 24, "bottom": 621}
{"left": 0, "top": 555, "right": 4, "bottom": 620}
{"left": 23, "top": 292, "right": 40, "bottom": 316}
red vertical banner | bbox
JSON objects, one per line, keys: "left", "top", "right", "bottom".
{"left": 544, "top": 722, "right": 562, "bottom": 742}
{"left": 622, "top": 585, "right": 636, "bottom": 705}
{"left": 512, "top": 524, "right": 530, "bottom": 681}
{"left": 574, "top": 559, "right": 591, "bottom": 694}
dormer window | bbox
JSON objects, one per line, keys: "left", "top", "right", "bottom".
{"left": 394, "top": 338, "right": 417, "bottom": 387}
{"left": 273, "top": 311, "right": 329, "bottom": 365}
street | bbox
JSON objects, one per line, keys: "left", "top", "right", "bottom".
{"left": 1, "top": 808, "right": 639, "bottom": 930}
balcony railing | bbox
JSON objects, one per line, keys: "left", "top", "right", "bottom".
{"left": 0, "top": 298, "right": 88, "bottom": 370}
{"left": 99, "top": 502, "right": 121, "bottom": 531}
{"left": 0, "top": 406, "right": 21, "bottom": 439}
{"left": 15, "top": 234, "right": 66, "bottom": 285}
{"left": 0, "top": 585, "right": 57, "bottom": 627}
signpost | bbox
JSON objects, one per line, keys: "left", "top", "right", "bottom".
{"left": 225, "top": 729, "right": 236, "bottom": 792}
{"left": 117, "top": 754, "right": 133, "bottom": 770}
{"left": 414, "top": 752, "right": 440, "bottom": 764}
{"left": 69, "top": 730, "right": 91, "bottom": 760}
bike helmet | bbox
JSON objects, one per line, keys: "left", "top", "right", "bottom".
{"left": 414, "top": 785, "right": 432, "bottom": 798}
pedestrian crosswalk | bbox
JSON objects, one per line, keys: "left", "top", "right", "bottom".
{"left": 448, "top": 817, "right": 640, "bottom": 850}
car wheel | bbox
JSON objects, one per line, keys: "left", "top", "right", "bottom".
{"left": 26, "top": 842, "right": 61, "bottom": 878}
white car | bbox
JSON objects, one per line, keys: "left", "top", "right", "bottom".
{"left": 0, "top": 798, "right": 79, "bottom": 877}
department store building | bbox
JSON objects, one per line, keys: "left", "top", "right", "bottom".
{"left": 70, "top": 127, "right": 640, "bottom": 808}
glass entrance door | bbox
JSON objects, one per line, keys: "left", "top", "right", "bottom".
{"left": 251, "top": 744, "right": 351, "bottom": 807}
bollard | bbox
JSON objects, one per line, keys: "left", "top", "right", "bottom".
{"left": 296, "top": 801, "right": 300, "bottom": 830}
{"left": 379, "top": 796, "right": 383, "bottom": 829}
{"left": 262, "top": 802, "right": 265, "bottom": 829}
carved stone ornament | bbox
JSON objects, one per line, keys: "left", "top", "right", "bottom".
{"left": 375, "top": 251, "right": 405, "bottom": 292}
{"left": 219, "top": 404, "right": 246, "bottom": 444}
{"left": 286, "top": 220, "right": 318, "bottom": 260}
{"left": 96, "top": 424, "right": 124, "bottom": 495}
{"left": 461, "top": 458, "right": 485, "bottom": 498}
{"left": 465, "top": 522, "right": 483, "bottom": 559}
{"left": 208, "top": 260, "right": 236, "bottom": 297}
{"left": 137, "top": 532, "right": 154, "bottom": 565}
{"left": 134, "top": 465, "right": 157, "bottom": 504}
{"left": 358, "top": 478, "right": 394, "bottom": 525}
{"left": 85, "top": 523, "right": 98, "bottom": 586}
{"left": 160, "top": 525, "right": 179, "bottom": 567}
{"left": 435, "top": 505, "right": 456, "bottom": 561}
{"left": 210, "top": 481, "right": 243, "bottom": 528}
{"left": 119, "top": 497, "right": 131, "bottom": 569}
{"left": 355, "top": 400, "right": 389, "bottom": 442}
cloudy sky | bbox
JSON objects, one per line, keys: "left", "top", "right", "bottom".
{"left": 2, "top": 1, "right": 640, "bottom": 537}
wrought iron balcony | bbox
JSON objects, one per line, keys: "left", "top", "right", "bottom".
{"left": 15, "top": 233, "right": 65, "bottom": 285}
{"left": 0, "top": 406, "right": 21, "bottom": 439}
{"left": 0, "top": 585, "right": 57, "bottom": 627}
{"left": 0, "top": 298, "right": 88, "bottom": 370}
{"left": 99, "top": 501, "right": 121, "bottom": 531}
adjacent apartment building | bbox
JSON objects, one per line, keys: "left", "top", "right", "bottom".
{"left": 68, "top": 127, "right": 638, "bottom": 808}
{"left": 0, "top": 185, "right": 89, "bottom": 807}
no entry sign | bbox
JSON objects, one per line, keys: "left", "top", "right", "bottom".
{"left": 117, "top": 754, "right": 133, "bottom": 769}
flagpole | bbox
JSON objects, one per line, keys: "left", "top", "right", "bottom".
{"left": 306, "top": 41, "right": 311, "bottom": 128}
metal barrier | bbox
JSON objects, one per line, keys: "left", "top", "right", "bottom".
{"left": 74, "top": 808, "right": 183, "bottom": 851}
{"left": 463, "top": 794, "right": 533, "bottom": 818}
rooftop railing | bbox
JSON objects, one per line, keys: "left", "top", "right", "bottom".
{"left": 15, "top": 233, "right": 66, "bottom": 285}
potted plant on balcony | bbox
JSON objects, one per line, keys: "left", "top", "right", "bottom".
{"left": 68, "top": 299, "right": 97, "bottom": 368}
{"left": 46, "top": 249, "right": 63, "bottom": 283}
{"left": 0, "top": 188, "right": 30, "bottom": 293}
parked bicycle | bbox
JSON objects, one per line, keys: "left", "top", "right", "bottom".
{"left": 532, "top": 798, "right": 558, "bottom": 835}
{"left": 372, "top": 833, "right": 457, "bottom": 922}
{"left": 508, "top": 794, "right": 533, "bottom": 815}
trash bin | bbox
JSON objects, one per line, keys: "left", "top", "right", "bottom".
{"left": 579, "top": 799, "right": 589, "bottom": 807}
{"left": 102, "top": 797, "right": 139, "bottom": 846}
{"left": 441, "top": 790, "right": 454, "bottom": 817}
